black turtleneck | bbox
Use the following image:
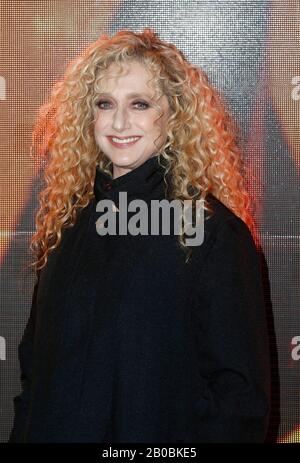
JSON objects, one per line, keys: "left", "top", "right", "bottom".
{"left": 9, "top": 155, "right": 271, "bottom": 443}
{"left": 93, "top": 154, "right": 171, "bottom": 207}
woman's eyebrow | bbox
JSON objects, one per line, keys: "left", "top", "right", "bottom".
{"left": 98, "top": 92, "right": 152, "bottom": 99}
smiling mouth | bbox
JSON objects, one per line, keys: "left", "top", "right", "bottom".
{"left": 107, "top": 136, "right": 142, "bottom": 147}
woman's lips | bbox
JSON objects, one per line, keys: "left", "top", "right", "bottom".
{"left": 107, "top": 136, "right": 141, "bottom": 149}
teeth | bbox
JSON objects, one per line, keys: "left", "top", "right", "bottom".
{"left": 112, "top": 136, "right": 140, "bottom": 144}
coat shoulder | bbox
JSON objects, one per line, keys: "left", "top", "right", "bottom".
{"left": 189, "top": 192, "right": 256, "bottom": 261}
{"left": 204, "top": 192, "right": 252, "bottom": 237}
{"left": 205, "top": 192, "right": 241, "bottom": 223}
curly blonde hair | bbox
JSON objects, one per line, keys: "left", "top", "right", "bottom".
{"left": 29, "top": 27, "right": 259, "bottom": 273}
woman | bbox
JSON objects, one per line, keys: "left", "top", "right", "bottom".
{"left": 9, "top": 28, "right": 270, "bottom": 443}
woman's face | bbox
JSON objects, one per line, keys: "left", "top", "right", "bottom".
{"left": 93, "top": 60, "right": 171, "bottom": 179}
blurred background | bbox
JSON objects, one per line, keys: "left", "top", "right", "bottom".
{"left": 0, "top": 0, "right": 299, "bottom": 443}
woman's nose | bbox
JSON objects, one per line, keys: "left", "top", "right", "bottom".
{"left": 112, "top": 107, "right": 130, "bottom": 131}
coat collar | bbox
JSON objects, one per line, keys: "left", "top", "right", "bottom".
{"left": 93, "top": 155, "right": 170, "bottom": 208}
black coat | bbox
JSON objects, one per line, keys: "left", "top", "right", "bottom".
{"left": 8, "top": 155, "right": 270, "bottom": 443}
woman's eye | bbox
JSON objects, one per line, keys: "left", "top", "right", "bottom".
{"left": 96, "top": 100, "right": 149, "bottom": 110}
{"left": 97, "top": 100, "right": 111, "bottom": 109}
{"left": 133, "top": 101, "right": 149, "bottom": 109}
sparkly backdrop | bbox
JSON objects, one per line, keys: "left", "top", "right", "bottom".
{"left": 0, "top": 0, "right": 299, "bottom": 443}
